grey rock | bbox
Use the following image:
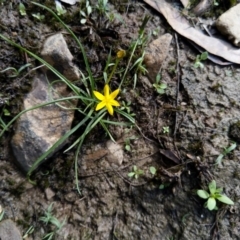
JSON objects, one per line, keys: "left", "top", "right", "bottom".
{"left": 216, "top": 4, "right": 240, "bottom": 47}
{"left": 0, "top": 219, "right": 22, "bottom": 240}
{"left": 106, "top": 141, "right": 123, "bottom": 165}
{"left": 41, "top": 33, "right": 80, "bottom": 81}
{"left": 144, "top": 33, "right": 173, "bottom": 82}
{"left": 45, "top": 187, "right": 55, "bottom": 200}
{"left": 11, "top": 34, "right": 79, "bottom": 173}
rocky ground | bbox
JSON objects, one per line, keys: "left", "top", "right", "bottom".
{"left": 0, "top": 0, "right": 240, "bottom": 239}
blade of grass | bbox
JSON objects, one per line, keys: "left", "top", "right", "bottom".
{"left": 31, "top": 2, "right": 95, "bottom": 91}
{"left": 0, "top": 95, "right": 92, "bottom": 138}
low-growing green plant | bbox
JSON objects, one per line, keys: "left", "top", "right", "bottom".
{"left": 194, "top": 51, "right": 208, "bottom": 68}
{"left": 120, "top": 101, "right": 135, "bottom": 117}
{"left": 197, "top": 180, "right": 234, "bottom": 211}
{"left": 19, "top": 2, "right": 26, "bottom": 16}
{"left": 152, "top": 26, "right": 160, "bottom": 37}
{"left": 0, "top": 63, "right": 31, "bottom": 78}
{"left": 153, "top": 73, "right": 167, "bottom": 94}
{"left": 124, "top": 135, "right": 137, "bottom": 152}
{"left": 163, "top": 126, "right": 169, "bottom": 134}
{"left": 55, "top": 1, "right": 66, "bottom": 16}
{"left": 22, "top": 226, "right": 34, "bottom": 239}
{"left": 40, "top": 203, "right": 66, "bottom": 240}
{"left": 128, "top": 165, "right": 144, "bottom": 179}
{"left": 213, "top": 0, "right": 219, "bottom": 6}
{"left": 96, "top": 0, "right": 109, "bottom": 16}
{"left": 215, "top": 142, "right": 237, "bottom": 166}
{"left": 119, "top": 15, "right": 150, "bottom": 89}
{"left": 80, "top": 0, "right": 92, "bottom": 24}
{"left": 32, "top": 12, "right": 45, "bottom": 21}
{"left": 149, "top": 166, "right": 157, "bottom": 175}
{"left": 0, "top": 205, "right": 4, "bottom": 221}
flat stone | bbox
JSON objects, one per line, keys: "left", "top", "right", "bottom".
{"left": 41, "top": 33, "right": 80, "bottom": 81}
{"left": 144, "top": 33, "right": 173, "bottom": 82}
{"left": 45, "top": 187, "right": 55, "bottom": 200}
{"left": 216, "top": 4, "right": 240, "bottom": 47}
{"left": 106, "top": 141, "right": 123, "bottom": 165}
{"left": 11, "top": 34, "right": 79, "bottom": 173}
{"left": 0, "top": 219, "right": 22, "bottom": 240}
{"left": 12, "top": 74, "right": 76, "bottom": 172}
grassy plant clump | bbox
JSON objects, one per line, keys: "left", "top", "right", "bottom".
{"left": 153, "top": 73, "right": 167, "bottom": 94}
{"left": 40, "top": 203, "right": 66, "bottom": 240}
{"left": 0, "top": 1, "right": 151, "bottom": 194}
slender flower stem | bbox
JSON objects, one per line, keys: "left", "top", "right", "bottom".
{"left": 106, "top": 58, "right": 120, "bottom": 85}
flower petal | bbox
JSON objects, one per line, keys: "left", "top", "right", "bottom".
{"left": 96, "top": 101, "right": 106, "bottom": 111}
{"left": 110, "top": 88, "right": 120, "bottom": 99}
{"left": 110, "top": 99, "right": 120, "bottom": 107}
{"left": 106, "top": 103, "right": 114, "bottom": 115}
{"left": 93, "top": 91, "right": 104, "bottom": 100}
{"left": 104, "top": 84, "right": 110, "bottom": 97}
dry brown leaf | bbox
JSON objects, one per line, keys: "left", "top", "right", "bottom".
{"left": 159, "top": 149, "right": 180, "bottom": 164}
{"left": 180, "top": 0, "right": 190, "bottom": 8}
{"left": 144, "top": 0, "right": 240, "bottom": 64}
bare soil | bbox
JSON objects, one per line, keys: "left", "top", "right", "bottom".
{"left": 0, "top": 1, "right": 240, "bottom": 239}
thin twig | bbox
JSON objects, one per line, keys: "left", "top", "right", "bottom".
{"left": 173, "top": 33, "right": 180, "bottom": 138}
{"left": 173, "top": 33, "right": 183, "bottom": 162}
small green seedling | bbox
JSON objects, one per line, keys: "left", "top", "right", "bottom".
{"left": 152, "top": 27, "right": 160, "bottom": 37}
{"left": 0, "top": 205, "right": 4, "bottom": 221}
{"left": 55, "top": 1, "right": 67, "bottom": 16}
{"left": 149, "top": 166, "right": 157, "bottom": 175}
{"left": 96, "top": 0, "right": 109, "bottom": 16}
{"left": 40, "top": 203, "right": 66, "bottom": 240}
{"left": 194, "top": 51, "right": 208, "bottom": 68}
{"left": 153, "top": 73, "right": 167, "bottom": 94}
{"left": 80, "top": 0, "right": 92, "bottom": 24}
{"left": 149, "top": 167, "right": 170, "bottom": 189}
{"left": 32, "top": 13, "right": 45, "bottom": 21}
{"left": 120, "top": 101, "right": 135, "bottom": 117}
{"left": 216, "top": 142, "right": 237, "bottom": 166}
{"left": 159, "top": 183, "right": 171, "bottom": 189}
{"left": 124, "top": 135, "right": 137, "bottom": 152}
{"left": 22, "top": 226, "right": 34, "bottom": 239}
{"left": 163, "top": 126, "right": 169, "bottom": 134}
{"left": 128, "top": 165, "right": 144, "bottom": 179}
{"left": 0, "top": 63, "right": 31, "bottom": 78}
{"left": 19, "top": 3, "right": 26, "bottom": 16}
{"left": 197, "top": 180, "right": 234, "bottom": 211}
{"left": 3, "top": 108, "right": 10, "bottom": 116}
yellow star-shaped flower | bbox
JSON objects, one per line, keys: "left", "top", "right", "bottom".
{"left": 93, "top": 84, "right": 120, "bottom": 115}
